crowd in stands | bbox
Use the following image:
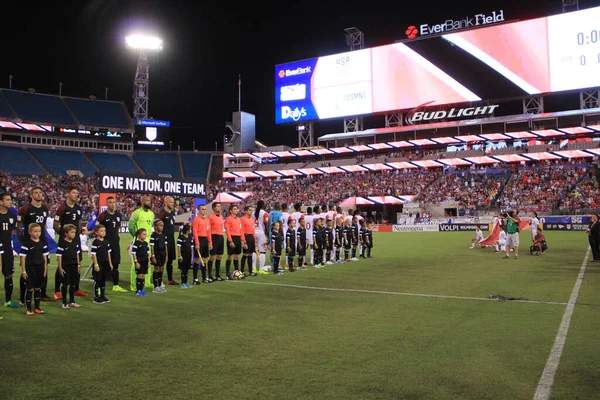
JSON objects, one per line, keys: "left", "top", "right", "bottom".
{"left": 1, "top": 157, "right": 598, "bottom": 220}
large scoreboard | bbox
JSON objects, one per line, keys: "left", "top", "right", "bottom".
{"left": 275, "top": 6, "right": 600, "bottom": 124}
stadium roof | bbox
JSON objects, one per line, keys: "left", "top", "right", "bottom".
{"left": 317, "top": 108, "right": 600, "bottom": 142}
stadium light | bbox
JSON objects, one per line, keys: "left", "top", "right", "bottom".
{"left": 126, "top": 33, "right": 163, "bottom": 120}
{"left": 125, "top": 34, "right": 163, "bottom": 51}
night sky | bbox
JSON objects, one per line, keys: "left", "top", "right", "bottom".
{"left": 1, "top": 0, "right": 597, "bottom": 150}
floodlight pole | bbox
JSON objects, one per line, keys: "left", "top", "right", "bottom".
{"left": 343, "top": 27, "right": 364, "bottom": 134}
{"left": 8, "top": 75, "right": 13, "bottom": 89}
{"left": 132, "top": 50, "right": 150, "bottom": 120}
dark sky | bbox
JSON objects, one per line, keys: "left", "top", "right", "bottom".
{"left": 1, "top": 0, "right": 596, "bottom": 150}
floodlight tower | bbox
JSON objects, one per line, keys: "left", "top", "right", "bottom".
{"left": 126, "top": 34, "right": 163, "bottom": 120}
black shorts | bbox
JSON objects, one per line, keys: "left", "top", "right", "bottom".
{"left": 244, "top": 234, "right": 255, "bottom": 253}
{"left": 195, "top": 237, "right": 210, "bottom": 259}
{"left": 109, "top": 241, "right": 121, "bottom": 266}
{"left": 61, "top": 264, "right": 78, "bottom": 286}
{"left": 227, "top": 236, "right": 242, "bottom": 256}
{"left": 152, "top": 252, "right": 166, "bottom": 267}
{"left": 94, "top": 262, "right": 112, "bottom": 281}
{"left": 178, "top": 256, "right": 192, "bottom": 270}
{"left": 297, "top": 244, "right": 306, "bottom": 257}
{"left": 167, "top": 239, "right": 176, "bottom": 261}
{"left": 287, "top": 248, "right": 296, "bottom": 257}
{"left": 2, "top": 253, "right": 14, "bottom": 276}
{"left": 25, "top": 265, "right": 44, "bottom": 288}
{"left": 210, "top": 235, "right": 224, "bottom": 256}
{"left": 135, "top": 260, "right": 149, "bottom": 275}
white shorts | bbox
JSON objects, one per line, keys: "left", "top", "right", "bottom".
{"left": 255, "top": 230, "right": 268, "bottom": 253}
{"left": 506, "top": 233, "right": 520, "bottom": 247}
{"left": 531, "top": 230, "right": 537, "bottom": 240}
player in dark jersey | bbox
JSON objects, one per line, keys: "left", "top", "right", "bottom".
{"left": 132, "top": 229, "right": 150, "bottom": 296}
{"left": 364, "top": 220, "right": 374, "bottom": 258}
{"left": 334, "top": 216, "right": 343, "bottom": 263}
{"left": 17, "top": 187, "right": 54, "bottom": 303}
{"left": 150, "top": 220, "right": 169, "bottom": 293}
{"left": 271, "top": 221, "right": 283, "bottom": 275}
{"left": 176, "top": 224, "right": 194, "bottom": 288}
{"left": 56, "top": 224, "right": 82, "bottom": 309}
{"left": 0, "top": 193, "right": 19, "bottom": 308}
{"left": 97, "top": 196, "right": 127, "bottom": 292}
{"left": 54, "top": 186, "right": 87, "bottom": 298}
{"left": 20, "top": 223, "right": 49, "bottom": 315}
{"left": 90, "top": 224, "right": 113, "bottom": 304}
{"left": 342, "top": 219, "right": 352, "bottom": 262}
{"left": 325, "top": 216, "right": 334, "bottom": 265}
{"left": 156, "top": 196, "right": 179, "bottom": 286}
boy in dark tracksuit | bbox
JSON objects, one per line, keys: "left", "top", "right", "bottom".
{"left": 177, "top": 224, "right": 194, "bottom": 287}
{"left": 150, "top": 220, "right": 169, "bottom": 293}
{"left": 342, "top": 220, "right": 352, "bottom": 262}
{"left": 20, "top": 223, "right": 48, "bottom": 315}
{"left": 90, "top": 224, "right": 114, "bottom": 304}
{"left": 57, "top": 224, "right": 82, "bottom": 309}
{"left": 325, "top": 217, "right": 334, "bottom": 264}
{"left": 286, "top": 219, "right": 297, "bottom": 272}
{"left": 364, "top": 221, "right": 374, "bottom": 258}
{"left": 132, "top": 229, "right": 150, "bottom": 296}
{"left": 334, "top": 217, "right": 343, "bottom": 263}
{"left": 271, "top": 221, "right": 283, "bottom": 275}
{"left": 296, "top": 218, "right": 307, "bottom": 269}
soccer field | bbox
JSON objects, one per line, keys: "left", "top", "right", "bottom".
{"left": 1, "top": 231, "right": 598, "bottom": 399}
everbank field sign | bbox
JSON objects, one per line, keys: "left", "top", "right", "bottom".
{"left": 405, "top": 10, "right": 505, "bottom": 39}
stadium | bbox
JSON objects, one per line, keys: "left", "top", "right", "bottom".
{"left": 1, "top": 1, "right": 600, "bottom": 399}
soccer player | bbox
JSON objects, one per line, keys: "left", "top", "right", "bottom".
{"left": 364, "top": 221, "right": 374, "bottom": 258}
{"left": 351, "top": 217, "right": 360, "bottom": 261}
{"left": 268, "top": 202, "right": 283, "bottom": 270}
{"left": 0, "top": 192, "right": 19, "bottom": 308}
{"left": 334, "top": 216, "right": 343, "bottom": 263}
{"left": 530, "top": 229, "right": 547, "bottom": 255}
{"left": 281, "top": 203, "right": 290, "bottom": 246}
{"left": 56, "top": 224, "right": 82, "bottom": 309}
{"left": 254, "top": 200, "right": 270, "bottom": 274}
{"left": 304, "top": 207, "right": 315, "bottom": 266}
{"left": 17, "top": 187, "right": 56, "bottom": 303}
{"left": 128, "top": 195, "right": 155, "bottom": 290}
{"left": 20, "top": 223, "right": 48, "bottom": 315}
{"left": 54, "top": 186, "right": 87, "bottom": 298}
{"left": 326, "top": 204, "right": 337, "bottom": 262}
{"left": 286, "top": 217, "right": 297, "bottom": 272}
{"left": 192, "top": 204, "right": 211, "bottom": 284}
{"left": 342, "top": 218, "right": 352, "bottom": 262}
{"left": 90, "top": 224, "right": 113, "bottom": 304}
{"left": 157, "top": 196, "right": 179, "bottom": 285}
{"left": 177, "top": 224, "right": 194, "bottom": 288}
{"left": 296, "top": 216, "right": 307, "bottom": 269}
{"left": 530, "top": 211, "right": 540, "bottom": 242}
{"left": 241, "top": 206, "right": 257, "bottom": 276}
{"left": 208, "top": 202, "right": 225, "bottom": 281}
{"left": 324, "top": 216, "right": 334, "bottom": 265}
{"left": 132, "top": 229, "right": 150, "bottom": 296}
{"left": 150, "top": 220, "right": 168, "bottom": 293}
{"left": 225, "top": 204, "right": 243, "bottom": 280}
{"left": 271, "top": 221, "right": 283, "bottom": 275}
{"left": 291, "top": 203, "right": 303, "bottom": 230}
{"left": 504, "top": 210, "right": 520, "bottom": 259}
{"left": 97, "top": 197, "right": 127, "bottom": 292}
{"left": 470, "top": 226, "right": 484, "bottom": 249}
{"left": 494, "top": 227, "right": 507, "bottom": 253}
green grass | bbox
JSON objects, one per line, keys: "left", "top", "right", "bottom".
{"left": 1, "top": 231, "right": 599, "bottom": 399}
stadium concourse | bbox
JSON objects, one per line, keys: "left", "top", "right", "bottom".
{"left": 1, "top": 156, "right": 597, "bottom": 220}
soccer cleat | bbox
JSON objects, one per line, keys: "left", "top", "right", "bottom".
{"left": 202, "top": 279, "right": 211, "bottom": 284}
{"left": 152, "top": 287, "right": 162, "bottom": 293}
{"left": 215, "top": 276, "right": 224, "bottom": 282}
{"left": 112, "top": 285, "right": 128, "bottom": 293}
{"left": 249, "top": 272, "right": 257, "bottom": 276}
{"left": 74, "top": 289, "right": 89, "bottom": 297}
{"left": 54, "top": 292, "right": 62, "bottom": 300}
{"left": 514, "top": 255, "right": 518, "bottom": 259}
{"left": 5, "top": 300, "right": 20, "bottom": 308}
{"left": 19, "top": 301, "right": 25, "bottom": 307}
{"left": 93, "top": 297, "right": 104, "bottom": 304}
{"left": 34, "top": 309, "right": 44, "bottom": 314}
{"left": 226, "top": 274, "right": 233, "bottom": 281}
{"left": 135, "top": 290, "right": 143, "bottom": 297}
{"left": 503, "top": 254, "right": 509, "bottom": 259}
{"left": 42, "top": 296, "right": 56, "bottom": 302}
{"left": 140, "top": 290, "right": 147, "bottom": 296}
{"left": 167, "top": 280, "right": 180, "bottom": 286}
{"left": 62, "top": 304, "right": 70, "bottom": 310}
{"left": 193, "top": 279, "right": 201, "bottom": 285}
{"left": 25, "top": 310, "right": 35, "bottom": 316}
{"left": 100, "top": 296, "right": 110, "bottom": 303}
{"left": 69, "top": 303, "right": 82, "bottom": 308}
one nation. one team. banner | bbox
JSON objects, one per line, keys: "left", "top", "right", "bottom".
{"left": 99, "top": 173, "right": 206, "bottom": 196}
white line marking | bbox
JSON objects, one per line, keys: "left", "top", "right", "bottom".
{"left": 533, "top": 248, "right": 590, "bottom": 400}
{"left": 240, "top": 281, "right": 567, "bottom": 306}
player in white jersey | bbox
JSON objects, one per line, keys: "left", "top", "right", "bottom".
{"left": 470, "top": 226, "right": 484, "bottom": 248}
{"left": 304, "top": 207, "right": 316, "bottom": 265}
{"left": 495, "top": 229, "right": 507, "bottom": 253}
{"left": 530, "top": 211, "right": 540, "bottom": 241}
{"left": 281, "top": 203, "right": 291, "bottom": 247}
{"left": 254, "top": 201, "right": 270, "bottom": 273}
{"left": 291, "top": 203, "right": 303, "bottom": 232}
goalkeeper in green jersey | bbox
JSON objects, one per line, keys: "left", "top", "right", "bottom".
{"left": 128, "top": 195, "right": 155, "bottom": 290}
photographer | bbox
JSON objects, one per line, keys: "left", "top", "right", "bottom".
{"left": 504, "top": 210, "right": 520, "bottom": 259}
{"left": 587, "top": 214, "right": 600, "bottom": 262}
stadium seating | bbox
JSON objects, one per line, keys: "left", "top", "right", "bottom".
{"left": 1, "top": 89, "right": 77, "bottom": 126}
{"left": 85, "top": 152, "right": 139, "bottom": 174}
{"left": 180, "top": 153, "right": 211, "bottom": 179}
{"left": 134, "top": 152, "right": 180, "bottom": 177}
{"left": 0, "top": 146, "right": 45, "bottom": 175}
{"left": 64, "top": 97, "right": 131, "bottom": 129}
{"left": 28, "top": 148, "right": 97, "bottom": 176}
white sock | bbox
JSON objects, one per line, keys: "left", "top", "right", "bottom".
{"left": 259, "top": 253, "right": 266, "bottom": 270}
{"left": 310, "top": 249, "right": 314, "bottom": 265}
{"left": 495, "top": 244, "right": 499, "bottom": 251}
